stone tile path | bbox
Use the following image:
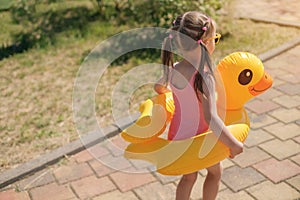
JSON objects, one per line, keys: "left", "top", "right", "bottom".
{"left": 234, "top": 0, "right": 300, "bottom": 27}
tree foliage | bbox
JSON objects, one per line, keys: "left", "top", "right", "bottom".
{"left": 94, "top": 0, "right": 224, "bottom": 27}
{"left": 2, "top": 0, "right": 224, "bottom": 60}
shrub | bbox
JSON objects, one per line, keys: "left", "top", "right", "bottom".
{"left": 94, "top": 0, "right": 224, "bottom": 27}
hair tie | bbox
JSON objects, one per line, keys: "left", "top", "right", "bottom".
{"left": 172, "top": 20, "right": 176, "bottom": 26}
{"left": 202, "top": 27, "right": 207, "bottom": 31}
{"left": 169, "top": 34, "right": 173, "bottom": 39}
{"left": 197, "top": 39, "right": 202, "bottom": 44}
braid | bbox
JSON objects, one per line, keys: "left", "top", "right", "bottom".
{"left": 161, "top": 15, "right": 183, "bottom": 85}
{"left": 194, "top": 43, "right": 214, "bottom": 98}
{"left": 161, "top": 37, "right": 173, "bottom": 85}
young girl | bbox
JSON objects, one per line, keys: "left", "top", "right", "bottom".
{"left": 154, "top": 11, "right": 243, "bottom": 200}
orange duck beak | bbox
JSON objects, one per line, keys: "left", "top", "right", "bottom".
{"left": 248, "top": 71, "right": 273, "bottom": 96}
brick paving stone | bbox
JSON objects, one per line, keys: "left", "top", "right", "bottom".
{"left": 246, "top": 180, "right": 300, "bottom": 200}
{"left": 222, "top": 158, "right": 235, "bottom": 169}
{"left": 244, "top": 129, "right": 274, "bottom": 147}
{"left": 293, "top": 135, "right": 300, "bottom": 144}
{"left": 265, "top": 59, "right": 287, "bottom": 73}
{"left": 199, "top": 169, "right": 207, "bottom": 177}
{"left": 274, "top": 45, "right": 299, "bottom": 65}
{"left": 0, "top": 185, "right": 14, "bottom": 193}
{"left": 264, "top": 56, "right": 286, "bottom": 70}
{"left": 259, "top": 139, "right": 299, "bottom": 160}
{"left": 284, "top": 63, "right": 300, "bottom": 76}
{"left": 217, "top": 189, "right": 254, "bottom": 200}
{"left": 109, "top": 171, "right": 156, "bottom": 192}
{"left": 271, "top": 79, "right": 284, "bottom": 87}
{"left": 104, "top": 135, "right": 129, "bottom": 156}
{"left": 291, "top": 154, "right": 300, "bottom": 165}
{"left": 134, "top": 181, "right": 176, "bottom": 200}
{"left": 98, "top": 154, "right": 132, "bottom": 171}
{"left": 266, "top": 68, "right": 289, "bottom": 81}
{"left": 263, "top": 122, "right": 300, "bottom": 140}
{"left": 288, "top": 46, "right": 300, "bottom": 57}
{"left": 221, "top": 166, "right": 265, "bottom": 192}
{"left": 88, "top": 143, "right": 111, "bottom": 158}
{"left": 129, "top": 159, "right": 154, "bottom": 170}
{"left": 253, "top": 158, "right": 300, "bottom": 183}
{"left": 274, "top": 52, "right": 299, "bottom": 70}
{"left": 278, "top": 73, "right": 300, "bottom": 84}
{"left": 233, "top": 146, "right": 270, "bottom": 168}
{"left": 248, "top": 113, "right": 277, "bottom": 129}
{"left": 53, "top": 162, "right": 94, "bottom": 184}
{"left": 16, "top": 168, "right": 55, "bottom": 190}
{"left": 30, "top": 182, "right": 76, "bottom": 200}
{"left": 245, "top": 99, "right": 280, "bottom": 114}
{"left": 122, "top": 165, "right": 153, "bottom": 174}
{"left": 286, "top": 174, "right": 300, "bottom": 191}
{"left": 89, "top": 159, "right": 115, "bottom": 177}
{"left": 257, "top": 88, "right": 283, "bottom": 101}
{"left": 93, "top": 190, "right": 139, "bottom": 200}
{"left": 273, "top": 95, "right": 300, "bottom": 108}
{"left": 275, "top": 83, "right": 300, "bottom": 96}
{"left": 190, "top": 174, "right": 226, "bottom": 200}
{"left": 0, "top": 189, "right": 30, "bottom": 200}
{"left": 153, "top": 172, "right": 180, "bottom": 184}
{"left": 71, "top": 176, "right": 116, "bottom": 199}
{"left": 73, "top": 149, "right": 95, "bottom": 163}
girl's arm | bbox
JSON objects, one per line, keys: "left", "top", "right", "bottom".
{"left": 154, "top": 77, "right": 171, "bottom": 94}
{"left": 201, "top": 73, "right": 243, "bottom": 158}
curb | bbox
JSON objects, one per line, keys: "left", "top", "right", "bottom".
{"left": 1, "top": 37, "right": 299, "bottom": 189}
{"left": 238, "top": 16, "right": 300, "bottom": 29}
{"left": 259, "top": 36, "right": 300, "bottom": 62}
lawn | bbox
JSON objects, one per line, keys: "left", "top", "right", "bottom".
{"left": 1, "top": 0, "right": 300, "bottom": 172}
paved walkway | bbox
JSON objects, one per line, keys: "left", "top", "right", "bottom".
{"left": 1, "top": 0, "right": 300, "bottom": 199}
{"left": 233, "top": 0, "right": 300, "bottom": 27}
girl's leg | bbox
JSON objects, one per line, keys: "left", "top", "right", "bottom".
{"left": 176, "top": 172, "right": 198, "bottom": 200}
{"left": 202, "top": 162, "right": 222, "bottom": 200}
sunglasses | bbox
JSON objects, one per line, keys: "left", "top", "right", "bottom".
{"left": 207, "top": 33, "right": 221, "bottom": 44}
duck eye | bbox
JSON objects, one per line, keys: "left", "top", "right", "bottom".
{"left": 238, "top": 69, "right": 253, "bottom": 85}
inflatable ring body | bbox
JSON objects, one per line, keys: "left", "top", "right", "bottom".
{"left": 121, "top": 52, "right": 273, "bottom": 175}
{"left": 125, "top": 123, "right": 249, "bottom": 175}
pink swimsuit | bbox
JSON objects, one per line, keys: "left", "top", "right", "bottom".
{"left": 168, "top": 68, "right": 209, "bottom": 140}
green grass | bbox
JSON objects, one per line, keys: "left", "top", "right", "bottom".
{"left": 1, "top": 0, "right": 300, "bottom": 172}
{"left": 213, "top": 19, "right": 300, "bottom": 62}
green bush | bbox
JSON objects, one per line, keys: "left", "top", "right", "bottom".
{"left": 2, "top": 0, "right": 97, "bottom": 58}
{"left": 90, "top": 0, "right": 225, "bottom": 65}
{"left": 0, "top": 0, "right": 12, "bottom": 10}
{"left": 94, "top": 0, "right": 224, "bottom": 27}
{"left": 3, "top": 0, "right": 224, "bottom": 61}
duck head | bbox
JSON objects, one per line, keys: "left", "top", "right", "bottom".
{"left": 215, "top": 52, "right": 273, "bottom": 110}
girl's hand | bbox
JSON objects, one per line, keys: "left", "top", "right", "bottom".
{"left": 229, "top": 141, "right": 244, "bottom": 159}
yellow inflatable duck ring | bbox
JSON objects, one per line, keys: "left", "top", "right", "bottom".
{"left": 121, "top": 52, "right": 273, "bottom": 175}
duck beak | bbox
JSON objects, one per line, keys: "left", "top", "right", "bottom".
{"left": 248, "top": 72, "right": 273, "bottom": 96}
